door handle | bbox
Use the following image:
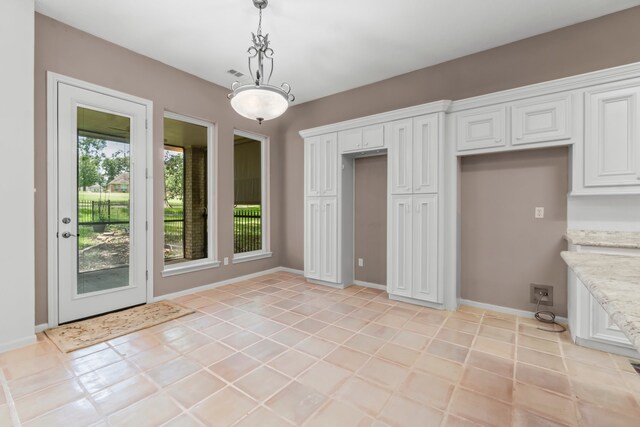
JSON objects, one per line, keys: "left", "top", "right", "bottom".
{"left": 61, "top": 231, "right": 76, "bottom": 238}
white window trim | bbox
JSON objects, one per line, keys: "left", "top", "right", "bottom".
{"left": 162, "top": 111, "right": 219, "bottom": 276}
{"left": 232, "top": 129, "right": 271, "bottom": 262}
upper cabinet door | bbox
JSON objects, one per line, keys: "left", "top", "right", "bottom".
{"left": 389, "top": 119, "right": 413, "bottom": 194}
{"left": 512, "top": 94, "right": 572, "bottom": 145}
{"left": 338, "top": 124, "right": 385, "bottom": 153}
{"left": 412, "top": 195, "right": 438, "bottom": 303}
{"left": 584, "top": 83, "right": 640, "bottom": 188}
{"left": 413, "top": 114, "right": 439, "bottom": 194}
{"left": 304, "top": 136, "right": 321, "bottom": 196}
{"left": 456, "top": 106, "right": 507, "bottom": 151}
{"left": 319, "top": 133, "right": 337, "bottom": 196}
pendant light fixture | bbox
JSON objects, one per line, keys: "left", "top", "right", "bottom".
{"left": 228, "top": 0, "right": 294, "bottom": 124}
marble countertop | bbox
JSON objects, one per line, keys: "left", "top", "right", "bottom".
{"left": 561, "top": 251, "right": 640, "bottom": 352}
{"left": 564, "top": 229, "right": 640, "bottom": 249}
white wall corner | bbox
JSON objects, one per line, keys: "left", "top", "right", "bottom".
{"left": 0, "top": 0, "right": 36, "bottom": 352}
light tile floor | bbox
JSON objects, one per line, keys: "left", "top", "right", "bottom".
{"left": 1, "top": 271, "right": 640, "bottom": 426}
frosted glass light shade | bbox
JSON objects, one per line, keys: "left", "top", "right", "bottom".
{"left": 229, "top": 85, "right": 289, "bottom": 122}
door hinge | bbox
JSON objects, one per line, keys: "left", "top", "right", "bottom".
{"left": 145, "top": 168, "right": 148, "bottom": 179}
{"left": 145, "top": 221, "right": 148, "bottom": 231}
{"left": 145, "top": 119, "right": 148, "bottom": 129}
{"left": 146, "top": 270, "right": 149, "bottom": 281}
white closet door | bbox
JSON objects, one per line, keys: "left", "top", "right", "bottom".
{"left": 412, "top": 195, "right": 438, "bottom": 303}
{"left": 413, "top": 114, "right": 438, "bottom": 194}
{"left": 388, "top": 195, "right": 413, "bottom": 297}
{"left": 389, "top": 119, "right": 413, "bottom": 194}
{"left": 320, "top": 198, "right": 338, "bottom": 282}
{"left": 304, "top": 198, "right": 321, "bottom": 279}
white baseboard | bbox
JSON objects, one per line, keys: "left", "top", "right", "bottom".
{"left": 35, "top": 323, "right": 49, "bottom": 333}
{"left": 306, "top": 278, "right": 347, "bottom": 289}
{"left": 389, "top": 294, "right": 446, "bottom": 310}
{"left": 277, "top": 267, "right": 304, "bottom": 275}
{"left": 0, "top": 334, "right": 37, "bottom": 353}
{"left": 575, "top": 336, "right": 640, "bottom": 359}
{"left": 353, "top": 280, "right": 386, "bottom": 291}
{"left": 458, "top": 298, "right": 568, "bottom": 323}
{"left": 154, "top": 267, "right": 303, "bottom": 302}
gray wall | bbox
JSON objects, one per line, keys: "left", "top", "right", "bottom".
{"left": 460, "top": 148, "right": 569, "bottom": 316}
{"left": 34, "top": 14, "right": 284, "bottom": 324}
{"left": 354, "top": 156, "right": 387, "bottom": 286}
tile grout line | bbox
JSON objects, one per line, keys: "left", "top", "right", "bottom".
{"left": 0, "top": 367, "right": 22, "bottom": 427}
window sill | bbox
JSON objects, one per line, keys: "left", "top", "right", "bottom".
{"left": 162, "top": 259, "right": 221, "bottom": 277}
{"left": 232, "top": 251, "right": 273, "bottom": 264}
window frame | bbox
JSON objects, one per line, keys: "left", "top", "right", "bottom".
{"left": 232, "top": 129, "right": 271, "bottom": 263}
{"left": 161, "top": 111, "right": 219, "bottom": 276}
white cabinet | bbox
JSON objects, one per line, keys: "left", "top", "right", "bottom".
{"left": 389, "top": 119, "right": 413, "bottom": 194}
{"left": 388, "top": 195, "right": 439, "bottom": 303}
{"left": 388, "top": 195, "right": 413, "bottom": 297}
{"left": 413, "top": 115, "right": 439, "bottom": 193}
{"left": 390, "top": 114, "right": 439, "bottom": 194}
{"left": 412, "top": 195, "right": 438, "bottom": 302}
{"left": 456, "top": 106, "right": 507, "bottom": 151}
{"left": 511, "top": 94, "right": 572, "bottom": 145}
{"left": 304, "top": 197, "right": 338, "bottom": 282}
{"left": 338, "top": 124, "right": 385, "bottom": 153}
{"left": 583, "top": 82, "right": 640, "bottom": 189}
{"left": 304, "top": 133, "right": 337, "bottom": 196}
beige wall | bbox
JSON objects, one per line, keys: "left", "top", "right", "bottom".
{"left": 34, "top": 14, "right": 285, "bottom": 324}
{"left": 280, "top": 6, "right": 640, "bottom": 273}
{"left": 460, "top": 148, "right": 569, "bottom": 316}
{"left": 354, "top": 156, "right": 387, "bottom": 285}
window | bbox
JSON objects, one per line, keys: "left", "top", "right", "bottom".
{"left": 233, "top": 130, "right": 270, "bottom": 262}
{"left": 162, "top": 112, "right": 217, "bottom": 275}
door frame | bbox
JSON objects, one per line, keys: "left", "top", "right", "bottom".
{"left": 47, "top": 72, "right": 154, "bottom": 327}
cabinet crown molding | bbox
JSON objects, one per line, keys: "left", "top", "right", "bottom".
{"left": 299, "top": 100, "right": 452, "bottom": 139}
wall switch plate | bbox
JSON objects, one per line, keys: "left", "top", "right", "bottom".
{"left": 358, "top": 258, "right": 364, "bottom": 267}
{"left": 534, "top": 207, "right": 545, "bottom": 219}
{"left": 530, "top": 283, "right": 553, "bottom": 306}
{"left": 224, "top": 257, "right": 229, "bottom": 266}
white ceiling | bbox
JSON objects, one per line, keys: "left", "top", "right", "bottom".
{"left": 35, "top": 0, "right": 640, "bottom": 104}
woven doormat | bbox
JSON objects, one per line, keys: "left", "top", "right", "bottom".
{"left": 44, "top": 301, "right": 194, "bottom": 353}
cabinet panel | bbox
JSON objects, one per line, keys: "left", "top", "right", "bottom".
{"left": 319, "top": 133, "right": 337, "bottom": 196}
{"left": 412, "top": 195, "right": 438, "bottom": 302}
{"left": 320, "top": 198, "right": 338, "bottom": 282}
{"left": 338, "top": 124, "right": 385, "bottom": 153}
{"left": 413, "top": 114, "right": 438, "bottom": 194}
{"left": 388, "top": 195, "right": 413, "bottom": 297}
{"left": 338, "top": 128, "right": 362, "bottom": 153}
{"left": 512, "top": 95, "right": 571, "bottom": 145}
{"left": 585, "top": 84, "right": 640, "bottom": 188}
{"left": 456, "top": 106, "right": 507, "bottom": 151}
{"left": 304, "top": 198, "right": 321, "bottom": 279}
{"left": 389, "top": 119, "right": 413, "bottom": 194}
{"left": 590, "top": 295, "right": 632, "bottom": 346}
{"left": 304, "top": 137, "right": 321, "bottom": 196}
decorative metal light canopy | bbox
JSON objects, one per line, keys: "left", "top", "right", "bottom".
{"left": 228, "top": 0, "right": 294, "bottom": 124}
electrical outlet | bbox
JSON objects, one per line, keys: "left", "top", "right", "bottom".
{"left": 358, "top": 258, "right": 364, "bottom": 267}
{"left": 534, "top": 207, "right": 544, "bottom": 219}
{"left": 530, "top": 283, "right": 553, "bottom": 306}
{"left": 224, "top": 257, "right": 229, "bottom": 266}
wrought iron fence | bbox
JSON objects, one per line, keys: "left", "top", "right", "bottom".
{"left": 234, "top": 207, "right": 262, "bottom": 254}
{"left": 77, "top": 200, "right": 130, "bottom": 225}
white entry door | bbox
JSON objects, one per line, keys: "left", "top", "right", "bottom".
{"left": 56, "top": 82, "right": 148, "bottom": 323}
